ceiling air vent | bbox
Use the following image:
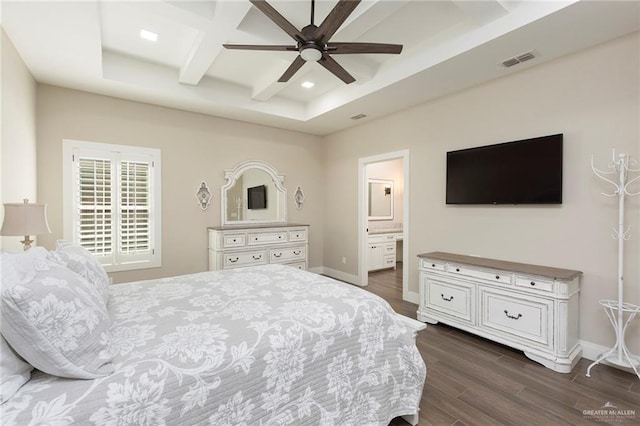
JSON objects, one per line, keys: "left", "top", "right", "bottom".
{"left": 350, "top": 114, "right": 367, "bottom": 120}
{"left": 501, "top": 50, "right": 536, "bottom": 68}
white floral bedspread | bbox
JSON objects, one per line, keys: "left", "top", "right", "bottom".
{"left": 2, "top": 264, "right": 426, "bottom": 425}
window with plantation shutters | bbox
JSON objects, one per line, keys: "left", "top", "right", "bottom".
{"left": 63, "top": 140, "right": 161, "bottom": 272}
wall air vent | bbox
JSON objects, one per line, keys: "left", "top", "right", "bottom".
{"left": 350, "top": 114, "right": 367, "bottom": 120}
{"left": 501, "top": 50, "right": 537, "bottom": 68}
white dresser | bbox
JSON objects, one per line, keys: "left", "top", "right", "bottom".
{"left": 208, "top": 224, "right": 309, "bottom": 271}
{"left": 417, "top": 252, "right": 582, "bottom": 373}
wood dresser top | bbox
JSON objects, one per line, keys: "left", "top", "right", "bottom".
{"left": 418, "top": 251, "right": 582, "bottom": 281}
{"left": 208, "top": 223, "right": 309, "bottom": 231}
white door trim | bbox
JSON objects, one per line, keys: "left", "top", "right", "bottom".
{"left": 358, "top": 150, "right": 415, "bottom": 303}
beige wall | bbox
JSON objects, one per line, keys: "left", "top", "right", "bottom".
{"left": 323, "top": 32, "right": 640, "bottom": 352}
{"left": 36, "top": 85, "right": 325, "bottom": 283}
{"left": 1, "top": 30, "right": 38, "bottom": 251}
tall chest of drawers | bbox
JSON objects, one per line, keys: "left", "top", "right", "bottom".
{"left": 417, "top": 252, "right": 582, "bottom": 373}
{"left": 208, "top": 224, "right": 309, "bottom": 271}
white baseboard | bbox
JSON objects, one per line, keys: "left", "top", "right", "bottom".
{"left": 580, "top": 340, "right": 610, "bottom": 362}
{"left": 312, "top": 266, "right": 420, "bottom": 305}
{"left": 405, "top": 290, "right": 419, "bottom": 304}
{"left": 579, "top": 339, "right": 640, "bottom": 375}
{"left": 310, "top": 266, "right": 359, "bottom": 285}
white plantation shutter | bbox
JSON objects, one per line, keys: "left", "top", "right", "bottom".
{"left": 64, "top": 141, "right": 161, "bottom": 272}
{"left": 77, "top": 157, "right": 113, "bottom": 259}
{"left": 118, "top": 159, "right": 151, "bottom": 263}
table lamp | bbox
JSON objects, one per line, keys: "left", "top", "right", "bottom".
{"left": 1, "top": 199, "right": 51, "bottom": 250}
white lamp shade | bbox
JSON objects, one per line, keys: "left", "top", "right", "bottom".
{"left": 1, "top": 202, "right": 51, "bottom": 236}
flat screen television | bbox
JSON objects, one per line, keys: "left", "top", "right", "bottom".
{"left": 446, "top": 134, "right": 563, "bottom": 205}
{"left": 247, "top": 185, "right": 267, "bottom": 209}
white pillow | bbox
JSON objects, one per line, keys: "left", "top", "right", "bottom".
{"left": 47, "top": 240, "right": 109, "bottom": 304}
{"left": 1, "top": 258, "right": 114, "bottom": 379}
{"left": 0, "top": 335, "right": 32, "bottom": 403}
{"left": 0, "top": 247, "right": 48, "bottom": 291}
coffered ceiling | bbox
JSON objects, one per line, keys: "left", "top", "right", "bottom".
{"left": 2, "top": 1, "right": 638, "bottom": 135}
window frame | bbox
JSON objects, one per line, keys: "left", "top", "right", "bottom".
{"left": 63, "top": 139, "right": 162, "bottom": 272}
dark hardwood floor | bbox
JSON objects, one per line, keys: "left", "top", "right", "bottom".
{"left": 362, "top": 265, "right": 640, "bottom": 426}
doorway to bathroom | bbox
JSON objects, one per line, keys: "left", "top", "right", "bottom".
{"left": 358, "top": 150, "right": 410, "bottom": 301}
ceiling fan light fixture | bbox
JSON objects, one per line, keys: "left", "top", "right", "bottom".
{"left": 300, "top": 46, "right": 322, "bottom": 62}
{"left": 223, "top": 0, "right": 402, "bottom": 84}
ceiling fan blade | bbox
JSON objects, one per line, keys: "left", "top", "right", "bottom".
{"left": 313, "top": 0, "right": 361, "bottom": 44}
{"left": 250, "top": 0, "right": 307, "bottom": 42}
{"left": 327, "top": 42, "right": 403, "bottom": 55}
{"left": 223, "top": 44, "right": 297, "bottom": 52}
{"left": 318, "top": 54, "right": 355, "bottom": 84}
{"left": 278, "top": 56, "right": 306, "bottom": 82}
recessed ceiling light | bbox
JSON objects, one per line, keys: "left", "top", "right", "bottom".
{"left": 140, "top": 29, "right": 158, "bottom": 42}
{"left": 301, "top": 81, "right": 315, "bottom": 89}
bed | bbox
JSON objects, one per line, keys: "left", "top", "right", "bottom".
{"left": 1, "top": 245, "right": 426, "bottom": 425}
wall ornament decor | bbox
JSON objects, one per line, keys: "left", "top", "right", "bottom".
{"left": 586, "top": 150, "right": 640, "bottom": 379}
{"left": 196, "top": 181, "right": 212, "bottom": 211}
{"left": 294, "top": 186, "right": 305, "bottom": 210}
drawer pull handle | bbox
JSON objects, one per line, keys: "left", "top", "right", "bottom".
{"left": 456, "top": 268, "right": 460, "bottom": 272}
{"left": 440, "top": 294, "right": 454, "bottom": 302}
{"left": 278, "top": 236, "right": 282, "bottom": 239}
{"left": 252, "top": 255, "right": 262, "bottom": 260}
{"left": 273, "top": 253, "right": 282, "bottom": 258}
{"left": 295, "top": 234, "right": 299, "bottom": 238}
{"left": 495, "top": 275, "right": 500, "bottom": 280}
{"left": 232, "top": 239, "right": 236, "bottom": 242}
{"left": 293, "top": 250, "right": 301, "bottom": 255}
{"left": 504, "top": 310, "right": 522, "bottom": 320}
{"left": 228, "top": 257, "right": 239, "bottom": 263}
{"left": 255, "top": 237, "right": 259, "bottom": 241}
{"left": 530, "top": 281, "right": 536, "bottom": 286}
{"left": 431, "top": 264, "right": 436, "bottom": 267}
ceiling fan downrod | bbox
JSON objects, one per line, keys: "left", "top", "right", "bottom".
{"left": 310, "top": 0, "right": 315, "bottom": 26}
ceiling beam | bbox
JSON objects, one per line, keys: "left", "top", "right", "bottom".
{"left": 251, "top": 59, "right": 298, "bottom": 101}
{"left": 178, "top": 1, "right": 252, "bottom": 86}
{"left": 332, "top": 0, "right": 410, "bottom": 41}
{"left": 451, "top": 0, "right": 508, "bottom": 25}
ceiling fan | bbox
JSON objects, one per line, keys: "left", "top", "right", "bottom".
{"left": 223, "top": 0, "right": 403, "bottom": 84}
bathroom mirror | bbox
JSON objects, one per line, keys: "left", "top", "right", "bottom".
{"left": 368, "top": 179, "right": 393, "bottom": 220}
{"left": 221, "top": 160, "right": 287, "bottom": 226}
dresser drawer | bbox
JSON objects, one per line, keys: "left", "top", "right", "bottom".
{"left": 269, "top": 246, "right": 306, "bottom": 263}
{"left": 288, "top": 229, "right": 308, "bottom": 242}
{"left": 424, "top": 277, "right": 474, "bottom": 324}
{"left": 248, "top": 231, "right": 288, "bottom": 245}
{"left": 223, "top": 233, "right": 246, "bottom": 248}
{"left": 383, "top": 233, "right": 396, "bottom": 242}
{"left": 480, "top": 289, "right": 552, "bottom": 347}
{"left": 449, "top": 264, "right": 511, "bottom": 285}
{"left": 287, "top": 261, "right": 307, "bottom": 271}
{"left": 384, "top": 242, "right": 396, "bottom": 255}
{"left": 383, "top": 255, "right": 396, "bottom": 268}
{"left": 368, "top": 234, "right": 385, "bottom": 244}
{"left": 421, "top": 259, "right": 446, "bottom": 271}
{"left": 223, "top": 250, "right": 267, "bottom": 268}
{"left": 515, "top": 275, "right": 554, "bottom": 293}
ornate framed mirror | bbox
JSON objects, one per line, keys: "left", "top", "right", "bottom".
{"left": 368, "top": 178, "right": 393, "bottom": 220}
{"left": 221, "top": 160, "right": 287, "bottom": 226}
